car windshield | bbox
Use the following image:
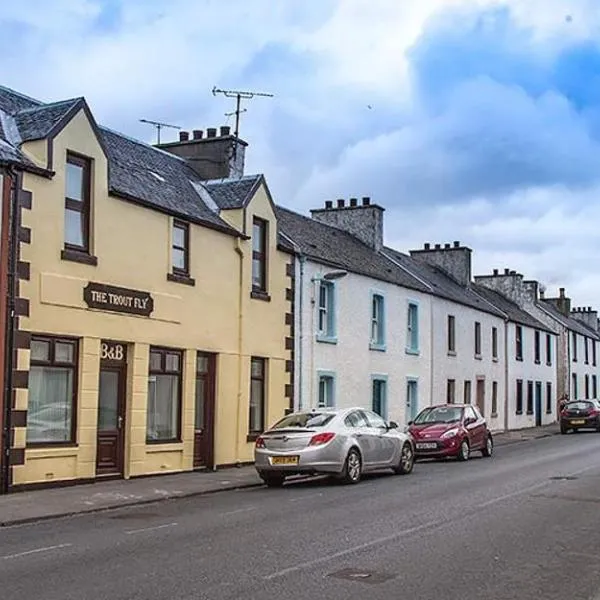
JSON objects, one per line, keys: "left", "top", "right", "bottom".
{"left": 414, "top": 406, "right": 464, "bottom": 424}
{"left": 270, "top": 412, "right": 335, "bottom": 429}
{"left": 565, "top": 401, "right": 594, "bottom": 410}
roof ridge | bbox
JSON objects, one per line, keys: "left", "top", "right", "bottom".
{"left": 204, "top": 174, "right": 261, "bottom": 185}
{"left": 0, "top": 84, "right": 43, "bottom": 106}
{"left": 16, "top": 97, "right": 82, "bottom": 114}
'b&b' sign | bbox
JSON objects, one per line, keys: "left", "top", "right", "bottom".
{"left": 101, "top": 341, "right": 126, "bottom": 362}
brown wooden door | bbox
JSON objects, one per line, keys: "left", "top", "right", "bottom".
{"left": 194, "top": 353, "right": 216, "bottom": 469}
{"left": 96, "top": 341, "right": 127, "bottom": 477}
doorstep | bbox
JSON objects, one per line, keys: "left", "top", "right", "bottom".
{"left": 0, "top": 466, "right": 263, "bottom": 527}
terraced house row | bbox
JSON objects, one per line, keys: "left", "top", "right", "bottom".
{"left": 0, "top": 83, "right": 598, "bottom": 492}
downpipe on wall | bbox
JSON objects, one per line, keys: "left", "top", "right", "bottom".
{"left": 234, "top": 237, "right": 244, "bottom": 467}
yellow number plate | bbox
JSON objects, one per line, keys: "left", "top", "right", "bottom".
{"left": 571, "top": 419, "right": 585, "bottom": 425}
{"left": 271, "top": 456, "right": 299, "bottom": 466}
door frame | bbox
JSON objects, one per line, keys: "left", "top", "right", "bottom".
{"left": 194, "top": 352, "right": 216, "bottom": 469}
{"left": 96, "top": 340, "right": 127, "bottom": 478}
{"left": 476, "top": 376, "right": 486, "bottom": 416}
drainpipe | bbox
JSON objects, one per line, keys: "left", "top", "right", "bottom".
{"left": 429, "top": 299, "right": 434, "bottom": 409}
{"left": 503, "top": 319, "right": 509, "bottom": 433}
{"left": 234, "top": 237, "right": 244, "bottom": 467}
{"left": 297, "top": 255, "right": 305, "bottom": 410}
{"left": 1, "top": 168, "right": 18, "bottom": 494}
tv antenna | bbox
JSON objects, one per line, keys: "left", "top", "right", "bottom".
{"left": 139, "top": 118, "right": 181, "bottom": 145}
{"left": 212, "top": 87, "right": 273, "bottom": 140}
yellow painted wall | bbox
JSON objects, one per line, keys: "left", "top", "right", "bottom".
{"left": 11, "top": 108, "right": 291, "bottom": 485}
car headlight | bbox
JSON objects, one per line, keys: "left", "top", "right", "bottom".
{"left": 441, "top": 428, "right": 459, "bottom": 439}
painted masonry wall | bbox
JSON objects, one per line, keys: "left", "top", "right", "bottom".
{"left": 295, "top": 259, "right": 431, "bottom": 426}
{"left": 430, "top": 298, "right": 505, "bottom": 432}
{"left": 569, "top": 332, "right": 599, "bottom": 400}
{"left": 506, "top": 323, "right": 557, "bottom": 430}
{"left": 13, "top": 109, "right": 290, "bottom": 486}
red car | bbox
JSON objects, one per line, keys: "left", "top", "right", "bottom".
{"left": 408, "top": 404, "right": 493, "bottom": 461}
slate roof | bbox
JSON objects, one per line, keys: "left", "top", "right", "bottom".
{"left": 472, "top": 284, "right": 555, "bottom": 333}
{"left": 275, "top": 206, "right": 431, "bottom": 293}
{"left": 537, "top": 301, "right": 600, "bottom": 339}
{"left": 14, "top": 98, "right": 81, "bottom": 142}
{"left": 203, "top": 175, "right": 262, "bottom": 209}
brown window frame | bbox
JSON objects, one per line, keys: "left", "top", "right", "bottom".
{"left": 447, "top": 315, "right": 456, "bottom": 353}
{"left": 248, "top": 357, "right": 266, "bottom": 438}
{"left": 252, "top": 217, "right": 268, "bottom": 294}
{"left": 474, "top": 322, "right": 481, "bottom": 357}
{"left": 27, "top": 335, "right": 79, "bottom": 447}
{"left": 171, "top": 220, "right": 190, "bottom": 276}
{"left": 64, "top": 152, "right": 92, "bottom": 254}
{"left": 147, "top": 346, "right": 183, "bottom": 444}
{"left": 515, "top": 326, "right": 523, "bottom": 361}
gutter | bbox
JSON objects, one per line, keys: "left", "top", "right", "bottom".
{"left": 234, "top": 238, "right": 244, "bottom": 466}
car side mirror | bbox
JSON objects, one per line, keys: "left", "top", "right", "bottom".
{"left": 464, "top": 417, "right": 474, "bottom": 426}
{"left": 388, "top": 421, "right": 398, "bottom": 429}
{"left": 407, "top": 421, "right": 414, "bottom": 426}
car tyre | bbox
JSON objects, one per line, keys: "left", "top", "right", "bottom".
{"left": 457, "top": 439, "right": 470, "bottom": 461}
{"left": 341, "top": 448, "right": 362, "bottom": 484}
{"left": 481, "top": 434, "right": 493, "bottom": 457}
{"left": 262, "top": 474, "right": 285, "bottom": 488}
{"left": 394, "top": 442, "right": 415, "bottom": 475}
{"left": 560, "top": 425, "right": 568, "bottom": 434}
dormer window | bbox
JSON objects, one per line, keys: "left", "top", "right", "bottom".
{"left": 251, "top": 217, "right": 269, "bottom": 298}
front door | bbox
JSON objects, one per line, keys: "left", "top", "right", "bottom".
{"left": 194, "top": 352, "right": 216, "bottom": 469}
{"left": 535, "top": 381, "right": 543, "bottom": 426}
{"left": 96, "top": 341, "right": 126, "bottom": 477}
{"left": 476, "top": 378, "right": 485, "bottom": 416}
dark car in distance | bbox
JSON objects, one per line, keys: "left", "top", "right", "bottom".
{"left": 560, "top": 400, "right": 600, "bottom": 434}
{"left": 408, "top": 404, "right": 493, "bottom": 461}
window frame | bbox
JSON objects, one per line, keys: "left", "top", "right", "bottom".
{"left": 474, "top": 321, "right": 482, "bottom": 357}
{"left": 546, "top": 381, "right": 552, "bottom": 414}
{"left": 406, "top": 301, "right": 419, "bottom": 354}
{"left": 572, "top": 372, "right": 578, "bottom": 399}
{"left": 249, "top": 357, "right": 267, "bottom": 436}
{"left": 526, "top": 380, "right": 534, "bottom": 415}
{"left": 491, "top": 381, "right": 498, "bottom": 416}
{"left": 447, "top": 379, "right": 456, "bottom": 404}
{"left": 593, "top": 375, "right": 598, "bottom": 399}
{"left": 593, "top": 341, "right": 597, "bottom": 367}
{"left": 515, "top": 325, "right": 523, "bottom": 361}
{"left": 464, "top": 380, "right": 472, "bottom": 404}
{"left": 492, "top": 327, "right": 498, "bottom": 361}
{"left": 585, "top": 374, "right": 590, "bottom": 399}
{"left": 171, "top": 219, "right": 190, "bottom": 276}
{"left": 27, "top": 335, "right": 79, "bottom": 447}
{"left": 317, "top": 280, "right": 336, "bottom": 342}
{"left": 64, "top": 152, "right": 92, "bottom": 254}
{"left": 546, "top": 333, "right": 552, "bottom": 366}
{"left": 585, "top": 337, "right": 589, "bottom": 365}
{"left": 534, "top": 330, "right": 541, "bottom": 364}
{"left": 251, "top": 217, "right": 268, "bottom": 294}
{"left": 146, "top": 346, "right": 183, "bottom": 444}
{"left": 371, "top": 375, "right": 388, "bottom": 419}
{"left": 370, "top": 293, "right": 386, "bottom": 351}
{"left": 572, "top": 332, "right": 578, "bottom": 362}
{"left": 317, "top": 371, "right": 335, "bottom": 409}
{"left": 516, "top": 379, "right": 523, "bottom": 414}
{"left": 447, "top": 315, "right": 456, "bottom": 354}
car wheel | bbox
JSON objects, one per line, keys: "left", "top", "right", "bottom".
{"left": 481, "top": 434, "right": 493, "bottom": 457}
{"left": 341, "top": 448, "right": 362, "bottom": 484}
{"left": 457, "top": 439, "right": 470, "bottom": 461}
{"left": 394, "top": 442, "right": 415, "bottom": 475}
{"left": 560, "top": 425, "right": 569, "bottom": 434}
{"left": 262, "top": 474, "right": 285, "bottom": 488}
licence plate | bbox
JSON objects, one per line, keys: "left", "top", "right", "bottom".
{"left": 416, "top": 442, "right": 437, "bottom": 450}
{"left": 571, "top": 419, "right": 585, "bottom": 425}
{"left": 271, "top": 456, "right": 299, "bottom": 465}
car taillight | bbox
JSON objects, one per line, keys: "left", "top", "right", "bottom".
{"left": 255, "top": 436, "right": 265, "bottom": 448}
{"left": 589, "top": 409, "right": 600, "bottom": 417}
{"left": 308, "top": 432, "right": 336, "bottom": 446}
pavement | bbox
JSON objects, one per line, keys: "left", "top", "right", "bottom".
{"left": 0, "top": 423, "right": 559, "bottom": 527}
{"left": 0, "top": 423, "right": 597, "bottom": 600}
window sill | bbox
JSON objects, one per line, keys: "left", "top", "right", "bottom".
{"left": 145, "top": 441, "right": 184, "bottom": 452}
{"left": 247, "top": 433, "right": 262, "bottom": 442}
{"left": 491, "top": 413, "right": 498, "bottom": 419}
{"left": 516, "top": 411, "right": 523, "bottom": 415}
{"left": 447, "top": 350, "right": 457, "bottom": 357}
{"left": 26, "top": 444, "right": 78, "bottom": 458}
{"left": 405, "top": 348, "right": 420, "bottom": 356}
{"left": 317, "top": 335, "right": 338, "bottom": 345}
{"left": 535, "top": 360, "right": 541, "bottom": 365}
{"left": 61, "top": 248, "right": 98, "bottom": 266}
{"left": 492, "top": 357, "right": 499, "bottom": 363}
{"left": 167, "top": 272, "right": 196, "bottom": 286}
{"left": 526, "top": 411, "right": 534, "bottom": 416}
{"left": 370, "top": 343, "right": 387, "bottom": 352}
{"left": 251, "top": 290, "right": 271, "bottom": 302}
{"left": 546, "top": 362, "right": 552, "bottom": 367}
{"left": 516, "top": 357, "right": 523, "bottom": 362}
{"left": 474, "top": 354, "right": 482, "bottom": 361}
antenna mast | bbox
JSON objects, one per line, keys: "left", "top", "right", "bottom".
{"left": 212, "top": 86, "right": 273, "bottom": 140}
{"left": 139, "top": 119, "right": 181, "bottom": 145}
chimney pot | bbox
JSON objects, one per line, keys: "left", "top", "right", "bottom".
{"left": 453, "top": 241, "right": 460, "bottom": 248}
{"left": 444, "top": 243, "right": 451, "bottom": 249}
{"left": 179, "top": 131, "right": 189, "bottom": 142}
{"left": 337, "top": 199, "right": 345, "bottom": 208}
{"left": 588, "top": 306, "right": 592, "bottom": 311}
{"left": 349, "top": 198, "right": 358, "bottom": 207}
{"left": 504, "top": 268, "right": 510, "bottom": 275}
{"left": 207, "top": 127, "right": 217, "bottom": 138}
{"left": 192, "top": 129, "right": 203, "bottom": 140}
{"left": 362, "top": 197, "right": 371, "bottom": 206}
{"left": 434, "top": 243, "right": 441, "bottom": 250}
{"left": 325, "top": 200, "right": 333, "bottom": 209}
{"left": 424, "top": 243, "right": 431, "bottom": 250}
{"left": 559, "top": 287, "right": 565, "bottom": 298}
{"left": 540, "top": 289, "right": 545, "bottom": 299}
{"left": 220, "top": 125, "right": 231, "bottom": 136}
{"left": 510, "top": 270, "right": 516, "bottom": 275}
{"left": 493, "top": 269, "right": 498, "bottom": 276}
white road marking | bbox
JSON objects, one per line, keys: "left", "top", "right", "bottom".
{"left": 125, "top": 522, "right": 178, "bottom": 535}
{"left": 221, "top": 507, "right": 256, "bottom": 516}
{"left": 289, "top": 493, "right": 323, "bottom": 503}
{"left": 2, "top": 543, "right": 72, "bottom": 560}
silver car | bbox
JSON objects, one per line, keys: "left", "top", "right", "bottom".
{"left": 254, "top": 407, "right": 415, "bottom": 487}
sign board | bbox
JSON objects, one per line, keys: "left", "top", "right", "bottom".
{"left": 83, "top": 282, "right": 154, "bottom": 317}
{"left": 100, "top": 340, "right": 126, "bottom": 363}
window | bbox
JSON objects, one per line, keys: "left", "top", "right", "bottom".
{"left": 249, "top": 358, "right": 266, "bottom": 433}
{"left": 370, "top": 293, "right": 385, "bottom": 350}
{"left": 372, "top": 377, "right": 387, "bottom": 418}
{"left": 195, "top": 353, "right": 213, "bottom": 432}
{"left": 491, "top": 381, "right": 498, "bottom": 415}
{"left": 572, "top": 373, "right": 578, "bottom": 400}
{"left": 406, "top": 380, "right": 418, "bottom": 423}
{"left": 515, "top": 326, "right": 523, "bottom": 361}
{"left": 474, "top": 322, "right": 481, "bottom": 357}
{"left": 407, "top": 302, "right": 419, "bottom": 353}
{"left": 344, "top": 410, "right": 369, "bottom": 428}
{"left": 526, "top": 381, "right": 533, "bottom": 414}
{"left": 572, "top": 332, "right": 578, "bottom": 362}
{"left": 27, "top": 336, "right": 78, "bottom": 445}
{"left": 147, "top": 348, "right": 182, "bottom": 442}
{"left": 171, "top": 220, "right": 189, "bottom": 275}
{"left": 516, "top": 379, "right": 523, "bottom": 414}
{"left": 593, "top": 341, "right": 597, "bottom": 367}
{"left": 492, "top": 327, "right": 498, "bottom": 360}
{"left": 447, "top": 315, "right": 456, "bottom": 353}
{"left": 546, "top": 334, "right": 552, "bottom": 366}
{"left": 534, "top": 330, "right": 541, "bottom": 364}
{"left": 64, "top": 153, "right": 91, "bottom": 252}
{"left": 252, "top": 218, "right": 268, "bottom": 293}
{"left": 464, "top": 380, "right": 472, "bottom": 404}
{"left": 593, "top": 375, "right": 598, "bottom": 399}
{"left": 317, "top": 373, "right": 335, "bottom": 408}
{"left": 585, "top": 374, "right": 590, "bottom": 399}
{"left": 363, "top": 410, "right": 388, "bottom": 429}
{"left": 447, "top": 379, "right": 456, "bottom": 404}
{"left": 546, "top": 382, "right": 552, "bottom": 414}
{"left": 317, "top": 281, "right": 336, "bottom": 341}
{"left": 585, "top": 337, "right": 589, "bottom": 364}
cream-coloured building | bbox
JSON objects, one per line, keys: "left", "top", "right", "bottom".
{"left": 0, "top": 85, "right": 293, "bottom": 491}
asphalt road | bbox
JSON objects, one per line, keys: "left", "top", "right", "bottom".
{"left": 2, "top": 433, "right": 600, "bottom": 600}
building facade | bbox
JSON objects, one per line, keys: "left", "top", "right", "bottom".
{"left": 0, "top": 85, "right": 292, "bottom": 491}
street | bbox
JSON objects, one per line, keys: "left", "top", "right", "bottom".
{"left": 1, "top": 433, "right": 600, "bottom": 600}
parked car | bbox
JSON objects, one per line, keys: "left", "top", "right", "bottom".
{"left": 408, "top": 403, "right": 493, "bottom": 461}
{"left": 559, "top": 400, "right": 600, "bottom": 434}
{"left": 254, "top": 407, "right": 415, "bottom": 487}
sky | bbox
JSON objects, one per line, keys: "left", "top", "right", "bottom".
{"left": 2, "top": 0, "right": 600, "bottom": 306}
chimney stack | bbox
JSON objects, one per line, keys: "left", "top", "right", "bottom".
{"left": 424, "top": 243, "right": 431, "bottom": 250}
{"left": 206, "top": 128, "right": 217, "bottom": 138}
{"left": 410, "top": 241, "right": 473, "bottom": 287}
{"left": 192, "top": 129, "right": 203, "bottom": 140}
{"left": 325, "top": 200, "right": 333, "bottom": 209}
{"left": 337, "top": 199, "right": 345, "bottom": 208}
{"left": 220, "top": 126, "right": 231, "bottom": 136}
{"left": 349, "top": 198, "right": 358, "bottom": 207}
{"left": 362, "top": 197, "right": 371, "bottom": 206}
{"left": 179, "top": 131, "right": 189, "bottom": 142}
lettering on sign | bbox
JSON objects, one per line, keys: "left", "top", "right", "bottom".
{"left": 83, "top": 282, "right": 154, "bottom": 317}
{"left": 101, "top": 341, "right": 125, "bottom": 362}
